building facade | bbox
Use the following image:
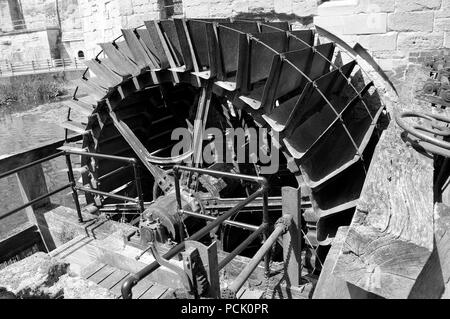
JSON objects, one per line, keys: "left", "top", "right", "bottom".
{"left": 0, "top": 0, "right": 449, "bottom": 78}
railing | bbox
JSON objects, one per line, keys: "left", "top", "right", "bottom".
{"left": 121, "top": 166, "right": 298, "bottom": 299}
{"left": 0, "top": 150, "right": 77, "bottom": 222}
{"left": 0, "top": 58, "right": 85, "bottom": 76}
{"left": 62, "top": 148, "right": 145, "bottom": 215}
{"left": 0, "top": 136, "right": 144, "bottom": 251}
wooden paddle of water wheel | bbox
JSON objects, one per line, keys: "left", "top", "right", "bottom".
{"left": 59, "top": 18, "right": 390, "bottom": 298}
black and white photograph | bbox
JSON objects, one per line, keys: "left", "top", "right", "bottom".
{"left": 0, "top": 0, "right": 449, "bottom": 307}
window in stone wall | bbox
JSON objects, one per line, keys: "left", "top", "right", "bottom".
{"left": 162, "top": 0, "right": 183, "bottom": 19}
{"left": 8, "top": 0, "right": 25, "bottom": 30}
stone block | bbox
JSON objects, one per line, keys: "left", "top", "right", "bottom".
{"left": 119, "top": 0, "right": 133, "bottom": 16}
{"left": 436, "top": 0, "right": 450, "bottom": 18}
{"left": 356, "top": 0, "right": 395, "bottom": 13}
{"left": 445, "top": 32, "right": 450, "bottom": 48}
{"left": 317, "top": 0, "right": 358, "bottom": 16}
{"left": 388, "top": 12, "right": 434, "bottom": 32}
{"left": 184, "top": 4, "right": 210, "bottom": 18}
{"left": 274, "top": 0, "right": 293, "bottom": 14}
{"left": 342, "top": 13, "right": 387, "bottom": 35}
{"left": 314, "top": 15, "right": 345, "bottom": 35}
{"left": 397, "top": 32, "right": 444, "bottom": 51}
{"left": 292, "top": 0, "right": 318, "bottom": 17}
{"left": 248, "top": 0, "right": 275, "bottom": 13}
{"left": 396, "top": 0, "right": 442, "bottom": 13}
{"left": 231, "top": 0, "right": 249, "bottom": 15}
{"left": 435, "top": 18, "right": 450, "bottom": 32}
{"left": 210, "top": 0, "right": 234, "bottom": 17}
{"left": 358, "top": 32, "right": 397, "bottom": 51}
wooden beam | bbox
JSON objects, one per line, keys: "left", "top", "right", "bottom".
{"left": 332, "top": 122, "right": 435, "bottom": 299}
{"left": 408, "top": 203, "right": 450, "bottom": 298}
{"left": 16, "top": 164, "right": 56, "bottom": 252}
{"left": 313, "top": 227, "right": 381, "bottom": 299}
{"left": 282, "top": 186, "right": 302, "bottom": 287}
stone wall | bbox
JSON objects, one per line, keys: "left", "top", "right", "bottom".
{"left": 0, "top": 0, "right": 58, "bottom": 32}
{"left": 313, "top": 0, "right": 450, "bottom": 76}
{"left": 59, "top": 0, "right": 85, "bottom": 59}
{"left": 78, "top": 0, "right": 162, "bottom": 58}
{"left": 1, "top": 0, "right": 449, "bottom": 79}
{"left": 20, "top": 0, "right": 59, "bottom": 29}
{"left": 0, "top": 1, "right": 13, "bottom": 33}
{"left": 0, "top": 0, "right": 61, "bottom": 62}
{"left": 182, "top": 0, "right": 319, "bottom": 19}
{"left": 0, "top": 29, "right": 59, "bottom": 62}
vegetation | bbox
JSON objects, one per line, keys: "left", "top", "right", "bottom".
{"left": 0, "top": 79, "right": 68, "bottom": 107}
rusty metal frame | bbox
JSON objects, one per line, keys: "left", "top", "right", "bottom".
{"left": 395, "top": 111, "right": 450, "bottom": 158}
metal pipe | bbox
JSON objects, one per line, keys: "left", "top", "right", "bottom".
{"left": 173, "top": 166, "right": 184, "bottom": 241}
{"left": 180, "top": 209, "right": 260, "bottom": 232}
{"left": 0, "top": 183, "right": 72, "bottom": 221}
{"left": 262, "top": 192, "right": 270, "bottom": 277}
{"left": 132, "top": 163, "right": 145, "bottom": 214}
{"left": 395, "top": 111, "right": 450, "bottom": 151}
{"left": 218, "top": 224, "right": 268, "bottom": 270}
{"left": 75, "top": 186, "right": 139, "bottom": 203}
{"left": 173, "top": 165, "right": 266, "bottom": 184}
{"left": 98, "top": 165, "right": 130, "bottom": 182}
{"left": 64, "top": 150, "right": 138, "bottom": 164}
{"left": 227, "top": 216, "right": 292, "bottom": 294}
{"left": 173, "top": 166, "right": 183, "bottom": 211}
{"left": 121, "top": 184, "right": 268, "bottom": 299}
{"left": 0, "top": 151, "right": 65, "bottom": 180}
{"left": 65, "top": 154, "right": 83, "bottom": 223}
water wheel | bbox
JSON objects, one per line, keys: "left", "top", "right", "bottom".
{"left": 62, "top": 18, "right": 388, "bottom": 268}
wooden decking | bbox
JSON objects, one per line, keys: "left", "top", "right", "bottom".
{"left": 51, "top": 233, "right": 265, "bottom": 299}
{"left": 83, "top": 262, "right": 171, "bottom": 299}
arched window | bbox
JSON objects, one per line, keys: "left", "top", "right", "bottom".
{"left": 77, "top": 50, "right": 85, "bottom": 59}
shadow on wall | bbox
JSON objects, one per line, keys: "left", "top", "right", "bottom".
{"left": 234, "top": 11, "right": 314, "bottom": 26}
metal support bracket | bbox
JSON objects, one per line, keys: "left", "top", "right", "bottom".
{"left": 183, "top": 240, "right": 220, "bottom": 299}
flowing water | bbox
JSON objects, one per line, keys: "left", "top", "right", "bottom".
{"left": 0, "top": 100, "right": 85, "bottom": 238}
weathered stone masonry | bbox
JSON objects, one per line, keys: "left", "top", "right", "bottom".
{"left": 1, "top": 0, "right": 450, "bottom": 102}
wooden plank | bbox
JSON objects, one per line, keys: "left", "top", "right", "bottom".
{"left": 99, "top": 43, "right": 141, "bottom": 76}
{"left": 332, "top": 121, "right": 435, "bottom": 299}
{"left": 236, "top": 289, "right": 246, "bottom": 299}
{"left": 99, "top": 269, "right": 129, "bottom": 290}
{"left": 84, "top": 59, "right": 122, "bottom": 88}
{"left": 88, "top": 264, "right": 116, "bottom": 284}
{"left": 75, "top": 78, "right": 108, "bottom": 101}
{"left": 110, "top": 274, "right": 131, "bottom": 298}
{"left": 59, "top": 121, "right": 88, "bottom": 135}
{"left": 239, "top": 290, "right": 264, "bottom": 299}
{"left": 408, "top": 203, "right": 450, "bottom": 298}
{"left": 82, "top": 263, "right": 107, "bottom": 280}
{"left": 139, "top": 283, "right": 168, "bottom": 299}
{"left": 132, "top": 278, "right": 154, "bottom": 299}
{"left": 63, "top": 100, "right": 93, "bottom": 116}
{"left": 282, "top": 187, "right": 302, "bottom": 287}
{"left": 313, "top": 227, "right": 380, "bottom": 299}
{"left": 122, "top": 29, "right": 152, "bottom": 68}
{"left": 436, "top": 204, "right": 450, "bottom": 299}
